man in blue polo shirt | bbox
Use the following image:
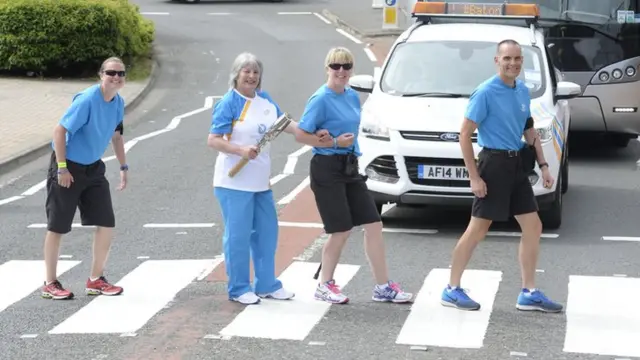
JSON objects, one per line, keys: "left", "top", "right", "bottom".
{"left": 441, "top": 40, "right": 563, "bottom": 313}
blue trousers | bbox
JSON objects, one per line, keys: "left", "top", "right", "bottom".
{"left": 214, "top": 187, "right": 282, "bottom": 299}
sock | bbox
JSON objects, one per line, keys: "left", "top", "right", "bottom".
{"left": 90, "top": 276, "right": 100, "bottom": 282}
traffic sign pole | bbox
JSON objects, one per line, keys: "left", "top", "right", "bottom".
{"left": 382, "top": 0, "right": 398, "bottom": 30}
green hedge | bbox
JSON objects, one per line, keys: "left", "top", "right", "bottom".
{"left": 0, "top": 0, "right": 155, "bottom": 76}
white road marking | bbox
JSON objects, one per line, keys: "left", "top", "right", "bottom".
{"left": 487, "top": 231, "right": 559, "bottom": 239}
{"left": 313, "top": 12, "right": 331, "bottom": 24}
{"left": 0, "top": 195, "right": 23, "bottom": 205}
{"left": 396, "top": 268, "right": 502, "bottom": 348}
{"left": 278, "top": 176, "right": 310, "bottom": 205}
{"left": 283, "top": 145, "right": 312, "bottom": 174}
{"left": 196, "top": 256, "right": 224, "bottom": 281}
{"left": 269, "top": 173, "right": 288, "bottom": 186}
{"left": 20, "top": 334, "right": 38, "bottom": 339}
{"left": 336, "top": 28, "right": 362, "bottom": 44}
{"left": 563, "top": 275, "right": 640, "bottom": 358}
{"left": 278, "top": 221, "right": 324, "bottom": 229}
{"left": 142, "top": 223, "right": 215, "bottom": 228}
{"left": 1, "top": 96, "right": 221, "bottom": 206}
{"left": 218, "top": 261, "right": 360, "bottom": 340}
{"left": 27, "top": 223, "right": 93, "bottom": 229}
{"left": 601, "top": 236, "right": 640, "bottom": 242}
{"left": 48, "top": 259, "right": 213, "bottom": 334}
{"left": 380, "top": 203, "right": 396, "bottom": 215}
{"left": 0, "top": 260, "right": 81, "bottom": 313}
{"left": 363, "top": 47, "right": 377, "bottom": 62}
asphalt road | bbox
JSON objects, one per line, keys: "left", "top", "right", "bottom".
{"left": 1, "top": 0, "right": 640, "bottom": 359}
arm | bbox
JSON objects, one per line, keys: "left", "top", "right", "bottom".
{"left": 523, "top": 117, "right": 548, "bottom": 169}
{"left": 460, "top": 119, "right": 481, "bottom": 179}
{"left": 53, "top": 95, "right": 90, "bottom": 168}
{"left": 461, "top": 89, "right": 488, "bottom": 179}
{"left": 112, "top": 122, "right": 127, "bottom": 168}
{"left": 207, "top": 98, "right": 245, "bottom": 156}
{"left": 293, "top": 94, "right": 334, "bottom": 148}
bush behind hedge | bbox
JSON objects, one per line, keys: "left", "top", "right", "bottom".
{"left": 0, "top": 0, "right": 155, "bottom": 76}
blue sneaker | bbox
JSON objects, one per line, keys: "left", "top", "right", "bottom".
{"left": 441, "top": 285, "right": 481, "bottom": 311}
{"left": 516, "top": 288, "right": 563, "bottom": 313}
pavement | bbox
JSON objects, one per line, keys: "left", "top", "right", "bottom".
{"left": 1, "top": 1, "right": 640, "bottom": 360}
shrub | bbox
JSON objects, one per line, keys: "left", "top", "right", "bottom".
{"left": 0, "top": 0, "right": 155, "bottom": 77}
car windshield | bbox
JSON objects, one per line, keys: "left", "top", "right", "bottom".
{"left": 379, "top": 40, "right": 547, "bottom": 99}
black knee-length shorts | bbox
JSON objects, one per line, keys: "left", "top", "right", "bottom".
{"left": 309, "top": 154, "right": 381, "bottom": 234}
{"left": 471, "top": 148, "right": 539, "bottom": 222}
{"left": 45, "top": 152, "right": 116, "bottom": 234}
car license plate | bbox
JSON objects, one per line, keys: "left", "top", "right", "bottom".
{"left": 418, "top": 165, "right": 469, "bottom": 180}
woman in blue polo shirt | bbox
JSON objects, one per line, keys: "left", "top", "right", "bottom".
{"left": 294, "top": 47, "right": 413, "bottom": 305}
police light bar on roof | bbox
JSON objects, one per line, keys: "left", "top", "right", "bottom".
{"left": 412, "top": 1, "right": 540, "bottom": 19}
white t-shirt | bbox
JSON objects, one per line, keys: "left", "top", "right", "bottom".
{"left": 209, "top": 88, "right": 283, "bottom": 192}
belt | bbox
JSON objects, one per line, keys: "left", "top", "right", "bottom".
{"left": 483, "top": 148, "right": 520, "bottom": 157}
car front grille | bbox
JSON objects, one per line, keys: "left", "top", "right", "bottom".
{"left": 399, "top": 131, "right": 478, "bottom": 143}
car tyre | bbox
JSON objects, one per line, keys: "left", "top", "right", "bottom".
{"left": 561, "top": 143, "right": 568, "bottom": 194}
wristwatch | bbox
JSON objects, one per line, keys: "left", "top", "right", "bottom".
{"left": 538, "top": 162, "right": 548, "bottom": 170}
{"left": 120, "top": 164, "right": 129, "bottom": 171}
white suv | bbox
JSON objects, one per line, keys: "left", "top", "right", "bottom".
{"left": 349, "top": 13, "right": 581, "bottom": 229}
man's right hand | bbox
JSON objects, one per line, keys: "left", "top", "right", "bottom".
{"left": 470, "top": 176, "right": 487, "bottom": 198}
{"left": 57, "top": 170, "right": 74, "bottom": 188}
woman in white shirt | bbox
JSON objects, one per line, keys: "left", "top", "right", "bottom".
{"left": 207, "top": 52, "right": 329, "bottom": 305}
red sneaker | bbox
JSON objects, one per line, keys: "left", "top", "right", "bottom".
{"left": 42, "top": 280, "right": 74, "bottom": 300}
{"left": 86, "top": 276, "right": 123, "bottom": 296}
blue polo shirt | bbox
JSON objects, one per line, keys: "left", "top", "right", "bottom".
{"left": 298, "top": 84, "right": 362, "bottom": 156}
{"left": 465, "top": 75, "right": 531, "bottom": 151}
{"left": 52, "top": 84, "right": 125, "bottom": 165}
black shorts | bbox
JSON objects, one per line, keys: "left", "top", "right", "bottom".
{"left": 45, "top": 152, "right": 115, "bottom": 234}
{"left": 471, "top": 148, "right": 539, "bottom": 222}
{"left": 309, "top": 154, "right": 381, "bottom": 234}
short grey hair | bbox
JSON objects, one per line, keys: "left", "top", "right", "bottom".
{"left": 228, "top": 52, "right": 263, "bottom": 90}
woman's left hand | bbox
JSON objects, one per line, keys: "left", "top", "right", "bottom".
{"left": 315, "top": 129, "right": 332, "bottom": 142}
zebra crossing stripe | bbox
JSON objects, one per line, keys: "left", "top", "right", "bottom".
{"left": 563, "top": 275, "right": 640, "bottom": 358}
{"left": 48, "top": 259, "right": 214, "bottom": 334}
{"left": 396, "top": 268, "right": 502, "bottom": 348}
{"left": 218, "top": 261, "right": 361, "bottom": 340}
{"left": 0, "top": 260, "right": 81, "bottom": 313}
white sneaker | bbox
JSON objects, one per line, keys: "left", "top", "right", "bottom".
{"left": 258, "top": 287, "right": 295, "bottom": 300}
{"left": 231, "top": 292, "right": 260, "bottom": 305}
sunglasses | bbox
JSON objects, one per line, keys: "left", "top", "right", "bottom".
{"left": 104, "top": 70, "right": 126, "bottom": 77}
{"left": 328, "top": 63, "right": 353, "bottom": 71}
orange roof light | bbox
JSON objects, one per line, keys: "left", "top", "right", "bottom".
{"left": 412, "top": 2, "right": 539, "bottom": 18}
{"left": 413, "top": 2, "right": 446, "bottom": 14}
{"left": 504, "top": 4, "right": 540, "bottom": 17}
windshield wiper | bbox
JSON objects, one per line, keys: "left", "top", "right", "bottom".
{"left": 401, "top": 92, "right": 468, "bottom": 98}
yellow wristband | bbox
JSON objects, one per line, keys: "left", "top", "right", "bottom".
{"left": 57, "top": 162, "right": 67, "bottom": 168}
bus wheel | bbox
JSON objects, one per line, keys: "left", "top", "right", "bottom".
{"left": 540, "top": 170, "right": 563, "bottom": 230}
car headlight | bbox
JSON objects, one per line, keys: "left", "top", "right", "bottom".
{"left": 536, "top": 124, "right": 553, "bottom": 143}
{"left": 360, "top": 109, "right": 390, "bottom": 141}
